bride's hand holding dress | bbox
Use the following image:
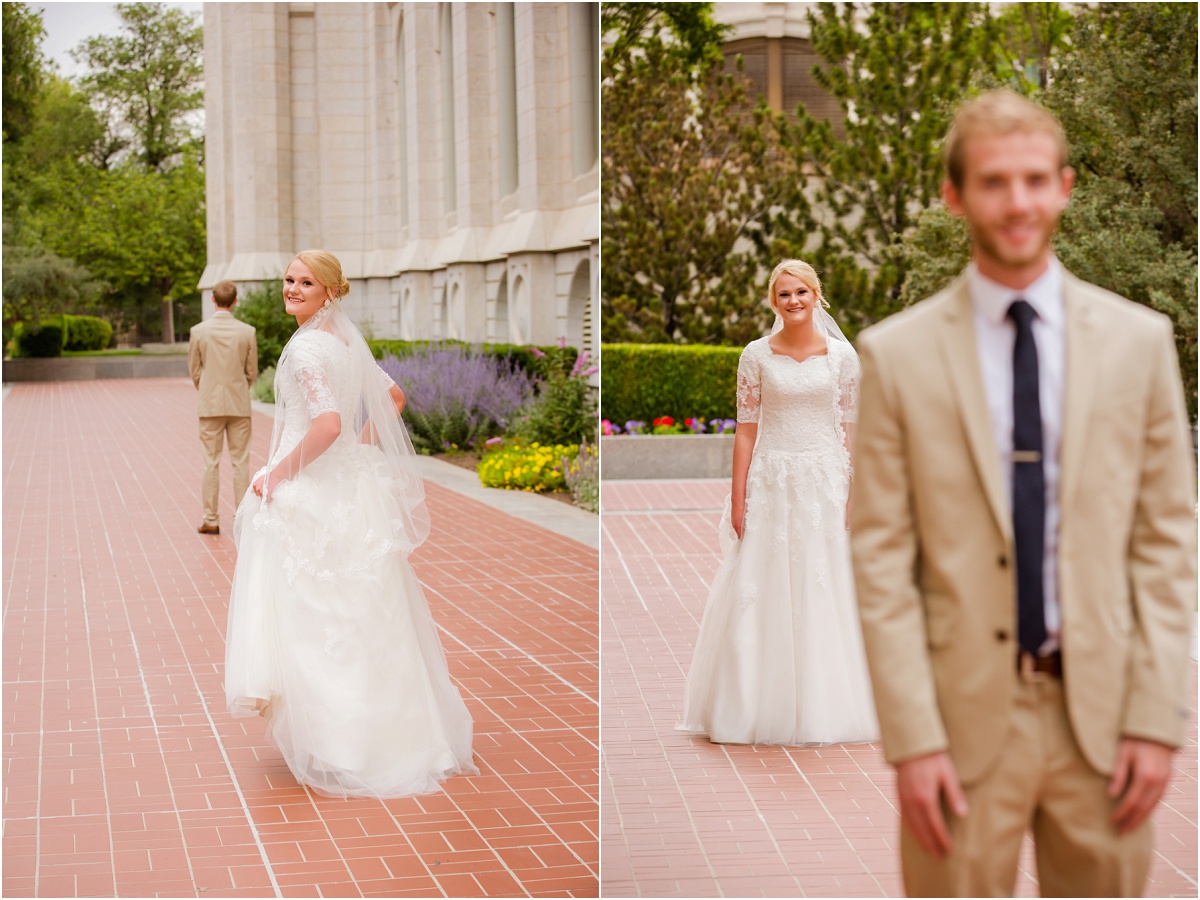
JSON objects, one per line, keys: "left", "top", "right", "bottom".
{"left": 225, "top": 251, "right": 476, "bottom": 799}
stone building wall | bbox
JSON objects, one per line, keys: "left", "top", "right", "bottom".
{"left": 200, "top": 2, "right": 599, "bottom": 358}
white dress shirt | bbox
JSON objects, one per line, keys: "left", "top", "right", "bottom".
{"left": 968, "top": 259, "right": 1064, "bottom": 650}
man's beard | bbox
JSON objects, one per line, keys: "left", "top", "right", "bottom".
{"left": 969, "top": 215, "right": 1061, "bottom": 270}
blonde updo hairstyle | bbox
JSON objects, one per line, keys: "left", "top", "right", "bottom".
{"left": 294, "top": 249, "right": 351, "bottom": 302}
{"left": 767, "top": 259, "right": 828, "bottom": 315}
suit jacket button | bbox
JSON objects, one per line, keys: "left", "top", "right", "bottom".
{"left": 998, "top": 554, "right": 1008, "bottom": 568}
{"left": 995, "top": 629, "right": 1009, "bottom": 642}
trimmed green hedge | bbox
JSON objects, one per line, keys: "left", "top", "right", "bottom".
{"left": 601, "top": 343, "right": 742, "bottom": 425}
{"left": 12, "top": 314, "right": 115, "bottom": 357}
{"left": 63, "top": 315, "right": 113, "bottom": 351}
{"left": 12, "top": 318, "right": 65, "bottom": 357}
{"left": 368, "top": 339, "right": 574, "bottom": 377}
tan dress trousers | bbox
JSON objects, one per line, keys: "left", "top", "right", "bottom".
{"left": 198, "top": 416, "right": 252, "bottom": 527}
{"left": 901, "top": 674, "right": 1152, "bottom": 898}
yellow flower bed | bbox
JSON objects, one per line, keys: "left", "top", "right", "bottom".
{"left": 478, "top": 440, "right": 579, "bottom": 492}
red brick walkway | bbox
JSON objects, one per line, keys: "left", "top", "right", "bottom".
{"left": 600, "top": 478, "right": 1198, "bottom": 898}
{"left": 3, "top": 379, "right": 598, "bottom": 898}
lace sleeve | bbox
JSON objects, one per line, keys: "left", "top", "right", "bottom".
{"left": 290, "top": 339, "right": 339, "bottom": 419}
{"left": 377, "top": 364, "right": 397, "bottom": 391}
{"left": 736, "top": 346, "right": 761, "bottom": 424}
{"left": 838, "top": 345, "right": 860, "bottom": 425}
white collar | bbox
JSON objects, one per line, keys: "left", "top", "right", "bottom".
{"left": 967, "top": 256, "right": 1063, "bottom": 328}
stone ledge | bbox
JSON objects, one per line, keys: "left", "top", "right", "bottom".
{"left": 2, "top": 355, "right": 190, "bottom": 382}
{"left": 601, "top": 433, "right": 734, "bottom": 480}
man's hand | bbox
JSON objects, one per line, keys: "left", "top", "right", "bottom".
{"left": 1108, "top": 737, "right": 1174, "bottom": 835}
{"left": 896, "top": 750, "right": 969, "bottom": 859}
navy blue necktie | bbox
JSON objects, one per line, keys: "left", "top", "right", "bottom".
{"left": 1008, "top": 299, "right": 1047, "bottom": 655}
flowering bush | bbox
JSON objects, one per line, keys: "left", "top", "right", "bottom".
{"left": 602, "top": 416, "right": 737, "bottom": 436}
{"left": 478, "top": 440, "right": 579, "bottom": 492}
{"left": 563, "top": 441, "right": 598, "bottom": 513}
{"left": 512, "top": 337, "right": 599, "bottom": 446}
{"left": 380, "top": 345, "right": 534, "bottom": 453}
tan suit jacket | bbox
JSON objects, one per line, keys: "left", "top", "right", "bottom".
{"left": 188, "top": 312, "right": 258, "bottom": 417}
{"left": 850, "top": 269, "right": 1195, "bottom": 785}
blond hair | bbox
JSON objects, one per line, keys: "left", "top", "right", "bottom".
{"left": 294, "top": 249, "right": 351, "bottom": 300}
{"left": 212, "top": 280, "right": 237, "bottom": 308}
{"left": 767, "top": 259, "right": 828, "bottom": 314}
{"left": 944, "top": 89, "right": 1068, "bottom": 190}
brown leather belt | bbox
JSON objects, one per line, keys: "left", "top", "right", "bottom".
{"left": 1018, "top": 649, "right": 1062, "bottom": 681}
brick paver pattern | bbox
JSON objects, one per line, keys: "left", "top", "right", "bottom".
{"left": 3, "top": 379, "right": 598, "bottom": 898}
{"left": 601, "top": 479, "right": 1197, "bottom": 898}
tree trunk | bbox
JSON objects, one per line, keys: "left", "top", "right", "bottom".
{"left": 161, "top": 297, "right": 175, "bottom": 345}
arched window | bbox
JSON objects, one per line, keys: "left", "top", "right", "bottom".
{"left": 492, "top": 276, "right": 509, "bottom": 342}
{"left": 511, "top": 274, "right": 529, "bottom": 345}
{"left": 448, "top": 280, "right": 464, "bottom": 340}
{"left": 567, "top": 260, "right": 590, "bottom": 354}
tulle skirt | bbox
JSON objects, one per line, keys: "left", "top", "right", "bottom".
{"left": 680, "top": 454, "right": 879, "bottom": 745}
{"left": 225, "top": 443, "right": 477, "bottom": 798}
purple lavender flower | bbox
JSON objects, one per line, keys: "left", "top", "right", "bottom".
{"left": 379, "top": 346, "right": 535, "bottom": 451}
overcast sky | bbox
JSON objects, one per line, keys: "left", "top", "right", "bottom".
{"left": 35, "top": 2, "right": 204, "bottom": 79}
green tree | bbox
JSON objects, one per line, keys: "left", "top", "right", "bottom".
{"left": 2, "top": 2, "right": 49, "bottom": 144}
{"left": 765, "top": 2, "right": 998, "bottom": 334}
{"left": 20, "top": 152, "right": 206, "bottom": 342}
{"left": 72, "top": 2, "right": 204, "bottom": 172}
{"left": 603, "top": 38, "right": 795, "bottom": 344}
{"left": 601, "top": 2, "right": 729, "bottom": 72}
{"left": 1046, "top": 2, "right": 1196, "bottom": 248}
{"left": 11, "top": 76, "right": 110, "bottom": 171}
{"left": 900, "top": 3, "right": 1197, "bottom": 419}
{"left": 2, "top": 244, "right": 101, "bottom": 332}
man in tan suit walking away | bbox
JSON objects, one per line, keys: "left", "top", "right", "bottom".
{"left": 850, "top": 89, "right": 1195, "bottom": 897}
{"left": 188, "top": 280, "right": 258, "bottom": 536}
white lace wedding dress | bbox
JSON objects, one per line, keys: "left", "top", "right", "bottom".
{"left": 680, "top": 336, "right": 879, "bottom": 745}
{"left": 225, "top": 328, "right": 477, "bottom": 798}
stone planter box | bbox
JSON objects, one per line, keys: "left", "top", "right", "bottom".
{"left": 2, "top": 355, "right": 190, "bottom": 382}
{"left": 601, "top": 433, "right": 734, "bottom": 480}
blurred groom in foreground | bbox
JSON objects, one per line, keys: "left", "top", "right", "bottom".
{"left": 850, "top": 89, "right": 1195, "bottom": 896}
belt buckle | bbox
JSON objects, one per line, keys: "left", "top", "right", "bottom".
{"left": 1018, "top": 651, "right": 1050, "bottom": 683}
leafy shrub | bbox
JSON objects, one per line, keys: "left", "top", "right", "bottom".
{"left": 63, "top": 315, "right": 113, "bottom": 351}
{"left": 478, "top": 440, "right": 579, "bottom": 492}
{"left": 232, "top": 279, "right": 296, "bottom": 372}
{"left": 252, "top": 366, "right": 276, "bottom": 403}
{"left": 512, "top": 340, "right": 599, "bottom": 446}
{"left": 601, "top": 343, "right": 742, "bottom": 426}
{"left": 379, "top": 344, "right": 535, "bottom": 454}
{"left": 12, "top": 317, "right": 66, "bottom": 357}
{"left": 563, "top": 441, "right": 598, "bottom": 512}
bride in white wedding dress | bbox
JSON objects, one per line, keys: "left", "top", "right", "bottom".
{"left": 225, "top": 249, "right": 477, "bottom": 798}
{"left": 680, "top": 259, "right": 879, "bottom": 746}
